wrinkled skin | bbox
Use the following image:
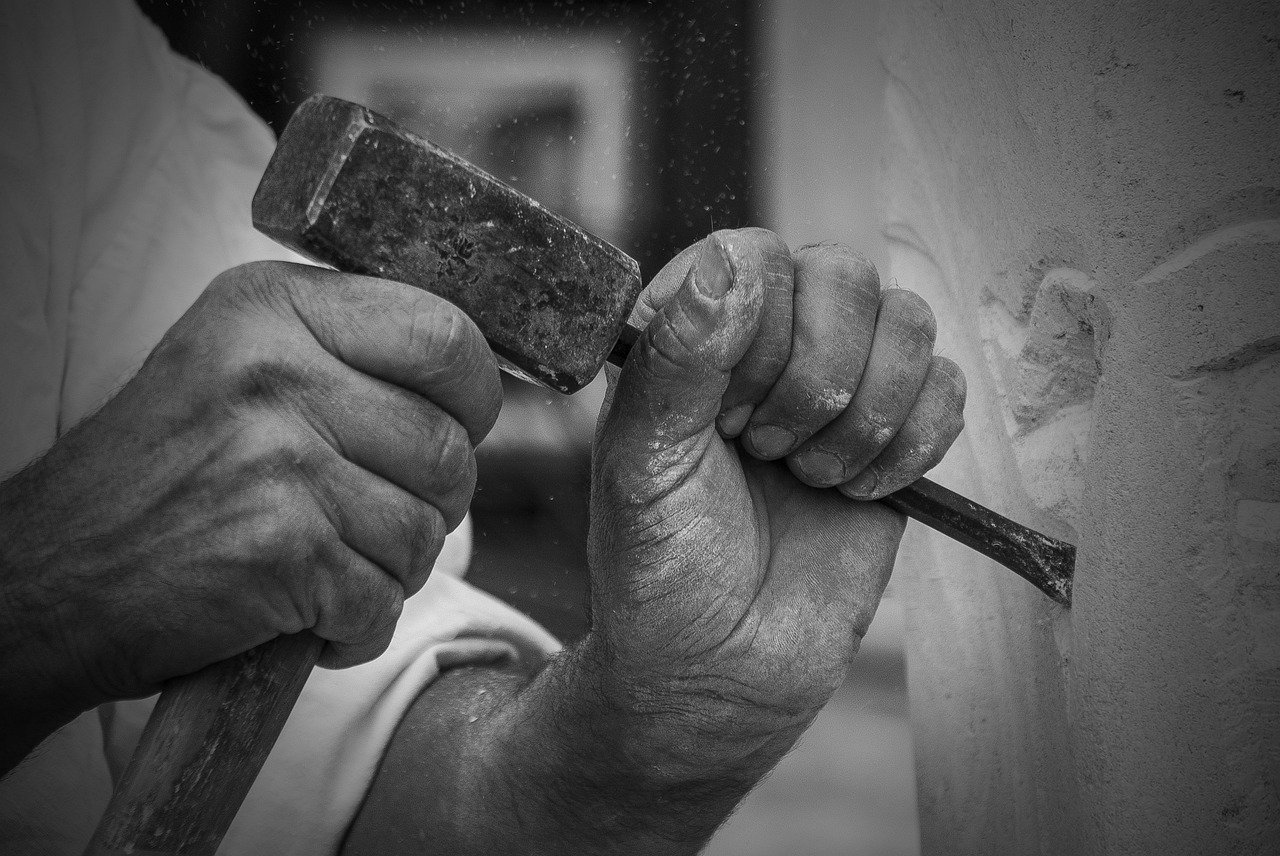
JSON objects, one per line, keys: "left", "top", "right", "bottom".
{"left": 0, "top": 262, "right": 501, "bottom": 773}
{"left": 586, "top": 227, "right": 965, "bottom": 768}
{"left": 344, "top": 229, "right": 967, "bottom": 855}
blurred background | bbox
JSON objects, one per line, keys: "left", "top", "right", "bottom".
{"left": 138, "top": 1, "right": 910, "bottom": 852}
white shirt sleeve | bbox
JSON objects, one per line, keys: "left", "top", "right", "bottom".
{"left": 225, "top": 570, "right": 559, "bottom": 855}
{"left": 0, "top": 2, "right": 561, "bottom": 853}
{"left": 101, "top": 559, "right": 561, "bottom": 856}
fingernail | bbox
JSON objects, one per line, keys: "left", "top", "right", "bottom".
{"left": 747, "top": 424, "right": 796, "bottom": 459}
{"left": 794, "top": 448, "right": 847, "bottom": 486}
{"left": 717, "top": 403, "right": 754, "bottom": 437}
{"left": 694, "top": 236, "right": 733, "bottom": 298}
{"left": 844, "top": 467, "right": 879, "bottom": 498}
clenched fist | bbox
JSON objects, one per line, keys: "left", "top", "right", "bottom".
{"left": 588, "top": 227, "right": 966, "bottom": 782}
{"left": 0, "top": 261, "right": 500, "bottom": 770}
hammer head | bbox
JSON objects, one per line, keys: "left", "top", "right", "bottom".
{"left": 253, "top": 95, "right": 642, "bottom": 394}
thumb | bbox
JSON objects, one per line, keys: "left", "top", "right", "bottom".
{"left": 601, "top": 231, "right": 765, "bottom": 454}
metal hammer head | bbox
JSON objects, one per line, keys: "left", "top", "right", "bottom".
{"left": 253, "top": 95, "right": 643, "bottom": 394}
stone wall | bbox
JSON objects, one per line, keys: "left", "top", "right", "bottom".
{"left": 878, "top": 0, "right": 1280, "bottom": 852}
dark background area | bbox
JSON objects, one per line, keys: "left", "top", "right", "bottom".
{"left": 138, "top": 0, "right": 762, "bottom": 641}
{"left": 138, "top": 0, "right": 760, "bottom": 281}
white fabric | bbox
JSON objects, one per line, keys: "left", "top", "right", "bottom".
{"left": 0, "top": 1, "right": 560, "bottom": 853}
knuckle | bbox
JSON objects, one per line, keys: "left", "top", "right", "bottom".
{"left": 467, "top": 359, "right": 503, "bottom": 441}
{"left": 229, "top": 427, "right": 335, "bottom": 552}
{"left": 232, "top": 417, "right": 308, "bottom": 473}
{"left": 694, "top": 659, "right": 844, "bottom": 721}
{"left": 263, "top": 550, "right": 323, "bottom": 634}
{"left": 243, "top": 494, "right": 315, "bottom": 564}
{"left": 354, "top": 576, "right": 405, "bottom": 642}
{"left": 292, "top": 535, "right": 344, "bottom": 583}
{"left": 239, "top": 511, "right": 287, "bottom": 560}
{"left": 914, "top": 431, "right": 948, "bottom": 470}
{"left": 838, "top": 251, "right": 881, "bottom": 291}
{"left": 852, "top": 406, "right": 898, "bottom": 449}
{"left": 898, "top": 410, "right": 960, "bottom": 474}
{"left": 727, "top": 226, "right": 789, "bottom": 257}
{"left": 321, "top": 563, "right": 403, "bottom": 647}
{"left": 223, "top": 348, "right": 315, "bottom": 408}
{"left": 210, "top": 261, "right": 293, "bottom": 307}
{"left": 400, "top": 506, "right": 446, "bottom": 592}
{"left": 883, "top": 288, "right": 938, "bottom": 344}
{"left": 291, "top": 436, "right": 330, "bottom": 479}
{"left": 310, "top": 563, "right": 346, "bottom": 630}
{"left": 790, "top": 659, "right": 849, "bottom": 709}
{"left": 805, "top": 380, "right": 856, "bottom": 423}
{"left": 734, "top": 225, "right": 782, "bottom": 242}
{"left": 406, "top": 297, "right": 476, "bottom": 369}
{"left": 920, "top": 440, "right": 952, "bottom": 473}
{"left": 942, "top": 410, "right": 967, "bottom": 446}
{"left": 730, "top": 356, "right": 786, "bottom": 397}
{"left": 426, "top": 418, "right": 478, "bottom": 499}
{"left": 207, "top": 263, "right": 254, "bottom": 301}
{"left": 795, "top": 242, "right": 881, "bottom": 291}
{"left": 932, "top": 356, "right": 968, "bottom": 404}
{"left": 647, "top": 306, "right": 706, "bottom": 372}
{"left": 751, "top": 375, "right": 852, "bottom": 443}
{"left": 406, "top": 298, "right": 501, "bottom": 438}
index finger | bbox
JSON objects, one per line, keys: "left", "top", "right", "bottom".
{"left": 627, "top": 228, "right": 795, "bottom": 437}
{"left": 241, "top": 261, "right": 502, "bottom": 445}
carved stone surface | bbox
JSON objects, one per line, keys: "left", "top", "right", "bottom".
{"left": 880, "top": 1, "right": 1280, "bottom": 853}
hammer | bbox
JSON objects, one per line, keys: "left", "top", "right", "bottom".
{"left": 86, "top": 95, "right": 1074, "bottom": 855}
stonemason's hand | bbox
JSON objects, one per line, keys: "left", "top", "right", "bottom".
{"left": 587, "top": 227, "right": 966, "bottom": 797}
{"left": 0, "top": 261, "right": 500, "bottom": 772}
{"left": 338, "top": 229, "right": 968, "bottom": 856}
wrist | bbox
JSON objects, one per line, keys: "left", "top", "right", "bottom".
{"left": 347, "top": 651, "right": 766, "bottom": 856}
{"left": 484, "top": 642, "right": 756, "bottom": 853}
{"left": 0, "top": 479, "right": 105, "bottom": 772}
{"left": 428, "top": 643, "right": 754, "bottom": 854}
{"left": 569, "top": 633, "right": 813, "bottom": 788}
{"left": 361, "top": 631, "right": 816, "bottom": 855}
{"left": 0, "top": 568, "right": 93, "bottom": 773}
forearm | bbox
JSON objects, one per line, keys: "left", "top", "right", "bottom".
{"left": 0, "top": 491, "right": 98, "bottom": 776}
{"left": 343, "top": 637, "right": 812, "bottom": 855}
{"left": 0, "top": 633, "right": 84, "bottom": 777}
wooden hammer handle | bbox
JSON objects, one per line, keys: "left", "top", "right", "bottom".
{"left": 84, "top": 633, "right": 323, "bottom": 856}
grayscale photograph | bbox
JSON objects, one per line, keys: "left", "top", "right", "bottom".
{"left": 1, "top": 1, "right": 1277, "bottom": 854}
